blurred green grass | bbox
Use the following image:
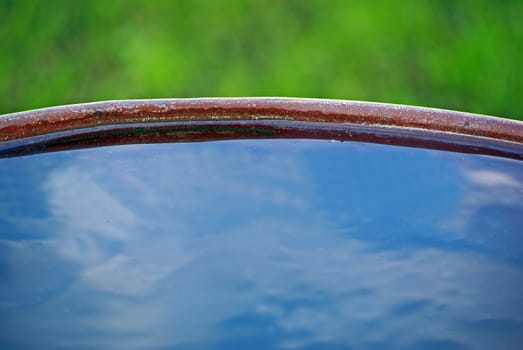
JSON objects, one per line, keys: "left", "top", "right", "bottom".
{"left": 1, "top": 0, "right": 522, "bottom": 119}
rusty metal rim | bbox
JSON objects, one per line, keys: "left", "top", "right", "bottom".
{"left": 1, "top": 98, "right": 522, "bottom": 159}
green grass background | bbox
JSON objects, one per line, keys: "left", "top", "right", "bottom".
{"left": 1, "top": 0, "right": 522, "bottom": 119}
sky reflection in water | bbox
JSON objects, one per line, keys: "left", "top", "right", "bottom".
{"left": 1, "top": 140, "right": 523, "bottom": 350}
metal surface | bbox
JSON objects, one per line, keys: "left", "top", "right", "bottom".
{"left": 1, "top": 98, "right": 523, "bottom": 159}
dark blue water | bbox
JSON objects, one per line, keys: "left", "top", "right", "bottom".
{"left": 1, "top": 140, "right": 522, "bottom": 349}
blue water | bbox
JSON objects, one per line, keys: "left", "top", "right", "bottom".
{"left": 1, "top": 140, "right": 522, "bottom": 349}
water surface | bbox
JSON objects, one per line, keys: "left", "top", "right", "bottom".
{"left": 1, "top": 140, "right": 522, "bottom": 349}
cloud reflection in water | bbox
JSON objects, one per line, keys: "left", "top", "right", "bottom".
{"left": 1, "top": 140, "right": 522, "bottom": 350}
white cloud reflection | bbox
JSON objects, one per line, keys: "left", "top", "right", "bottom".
{"left": 445, "top": 165, "right": 523, "bottom": 247}
{"left": 464, "top": 169, "right": 522, "bottom": 188}
{"left": 2, "top": 142, "right": 523, "bottom": 350}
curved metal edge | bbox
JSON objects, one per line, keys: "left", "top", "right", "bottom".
{"left": 1, "top": 98, "right": 522, "bottom": 159}
{"left": 1, "top": 120, "right": 522, "bottom": 161}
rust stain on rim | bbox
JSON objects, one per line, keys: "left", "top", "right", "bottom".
{"left": 1, "top": 98, "right": 522, "bottom": 158}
